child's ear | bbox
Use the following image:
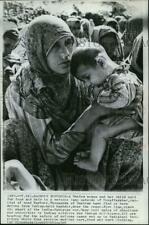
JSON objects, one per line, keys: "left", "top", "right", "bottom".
{"left": 95, "top": 54, "right": 106, "bottom": 68}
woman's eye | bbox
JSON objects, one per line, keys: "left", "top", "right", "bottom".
{"left": 54, "top": 42, "right": 60, "bottom": 49}
{"left": 65, "top": 38, "right": 74, "bottom": 47}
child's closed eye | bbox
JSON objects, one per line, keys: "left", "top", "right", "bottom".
{"left": 77, "top": 74, "right": 90, "bottom": 82}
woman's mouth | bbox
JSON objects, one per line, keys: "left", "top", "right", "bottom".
{"left": 60, "top": 61, "right": 70, "bottom": 67}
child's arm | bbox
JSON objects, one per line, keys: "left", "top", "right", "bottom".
{"left": 97, "top": 74, "right": 137, "bottom": 109}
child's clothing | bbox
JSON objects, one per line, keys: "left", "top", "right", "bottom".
{"left": 94, "top": 64, "right": 143, "bottom": 139}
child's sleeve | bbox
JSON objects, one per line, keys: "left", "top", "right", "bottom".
{"left": 97, "top": 74, "right": 136, "bottom": 109}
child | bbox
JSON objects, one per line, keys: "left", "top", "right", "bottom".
{"left": 70, "top": 44, "right": 143, "bottom": 172}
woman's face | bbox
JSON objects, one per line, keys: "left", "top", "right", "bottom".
{"left": 82, "top": 23, "right": 89, "bottom": 39}
{"left": 100, "top": 34, "right": 117, "bottom": 60}
{"left": 67, "top": 21, "right": 81, "bottom": 37}
{"left": 3, "top": 37, "right": 17, "bottom": 57}
{"left": 47, "top": 36, "right": 74, "bottom": 74}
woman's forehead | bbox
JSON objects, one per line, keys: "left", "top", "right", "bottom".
{"left": 67, "top": 20, "right": 80, "bottom": 27}
{"left": 54, "top": 36, "right": 73, "bottom": 45}
{"left": 100, "top": 33, "right": 117, "bottom": 42}
{"left": 47, "top": 35, "right": 74, "bottom": 56}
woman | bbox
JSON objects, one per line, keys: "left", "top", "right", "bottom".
{"left": 4, "top": 15, "right": 142, "bottom": 191}
{"left": 80, "top": 18, "right": 94, "bottom": 41}
{"left": 12, "top": 24, "right": 29, "bottom": 63}
{"left": 118, "top": 17, "right": 127, "bottom": 36}
{"left": 3, "top": 29, "right": 20, "bottom": 121}
{"left": 66, "top": 16, "right": 82, "bottom": 38}
{"left": 91, "top": 25, "right": 124, "bottom": 63}
{"left": 122, "top": 17, "right": 143, "bottom": 58}
{"left": 128, "top": 32, "right": 143, "bottom": 82}
{"left": 104, "top": 18, "right": 119, "bottom": 33}
{"left": 66, "top": 16, "right": 89, "bottom": 47}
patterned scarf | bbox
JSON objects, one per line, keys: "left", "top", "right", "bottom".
{"left": 13, "top": 15, "right": 86, "bottom": 133}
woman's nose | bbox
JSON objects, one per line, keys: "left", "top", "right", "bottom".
{"left": 60, "top": 47, "right": 70, "bottom": 60}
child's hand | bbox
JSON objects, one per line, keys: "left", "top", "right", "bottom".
{"left": 74, "top": 151, "right": 90, "bottom": 163}
{"left": 115, "top": 106, "right": 136, "bottom": 116}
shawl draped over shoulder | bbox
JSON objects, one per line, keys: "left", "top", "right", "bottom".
{"left": 9, "top": 15, "right": 89, "bottom": 133}
{"left": 5, "top": 15, "right": 90, "bottom": 166}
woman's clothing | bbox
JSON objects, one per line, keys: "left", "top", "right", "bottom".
{"left": 4, "top": 15, "right": 90, "bottom": 185}
{"left": 122, "top": 17, "right": 143, "bottom": 58}
{"left": 12, "top": 25, "right": 29, "bottom": 63}
{"left": 80, "top": 18, "right": 94, "bottom": 41}
{"left": 128, "top": 33, "right": 143, "bottom": 81}
{"left": 5, "top": 76, "right": 88, "bottom": 164}
{"left": 3, "top": 119, "right": 143, "bottom": 190}
{"left": 104, "top": 18, "right": 119, "bottom": 32}
{"left": 4, "top": 76, "right": 143, "bottom": 190}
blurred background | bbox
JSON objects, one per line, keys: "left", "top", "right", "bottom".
{"left": 3, "top": 0, "right": 147, "bottom": 32}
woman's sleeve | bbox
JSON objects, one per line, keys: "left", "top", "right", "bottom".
{"left": 43, "top": 123, "right": 86, "bottom": 165}
{"left": 5, "top": 84, "right": 86, "bottom": 165}
{"left": 75, "top": 78, "right": 91, "bottom": 106}
{"left": 42, "top": 80, "right": 95, "bottom": 165}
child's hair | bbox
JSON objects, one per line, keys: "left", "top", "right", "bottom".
{"left": 70, "top": 44, "right": 105, "bottom": 78}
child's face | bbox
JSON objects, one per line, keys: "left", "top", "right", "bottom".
{"left": 76, "top": 64, "right": 107, "bottom": 87}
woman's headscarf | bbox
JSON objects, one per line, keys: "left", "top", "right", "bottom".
{"left": 119, "top": 17, "right": 127, "bottom": 34}
{"left": 115, "top": 15, "right": 124, "bottom": 22}
{"left": 124, "top": 17, "right": 143, "bottom": 42}
{"left": 129, "top": 32, "right": 143, "bottom": 81}
{"left": 105, "top": 18, "right": 119, "bottom": 32}
{"left": 13, "top": 15, "right": 85, "bottom": 133}
{"left": 66, "top": 16, "right": 82, "bottom": 38}
{"left": 80, "top": 18, "right": 94, "bottom": 41}
{"left": 26, "top": 15, "right": 73, "bottom": 73}
{"left": 91, "top": 25, "right": 124, "bottom": 62}
{"left": 12, "top": 25, "right": 29, "bottom": 63}
{"left": 122, "top": 17, "right": 143, "bottom": 57}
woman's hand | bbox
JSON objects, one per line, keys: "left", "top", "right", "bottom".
{"left": 4, "top": 160, "right": 40, "bottom": 190}
{"left": 114, "top": 104, "right": 137, "bottom": 116}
